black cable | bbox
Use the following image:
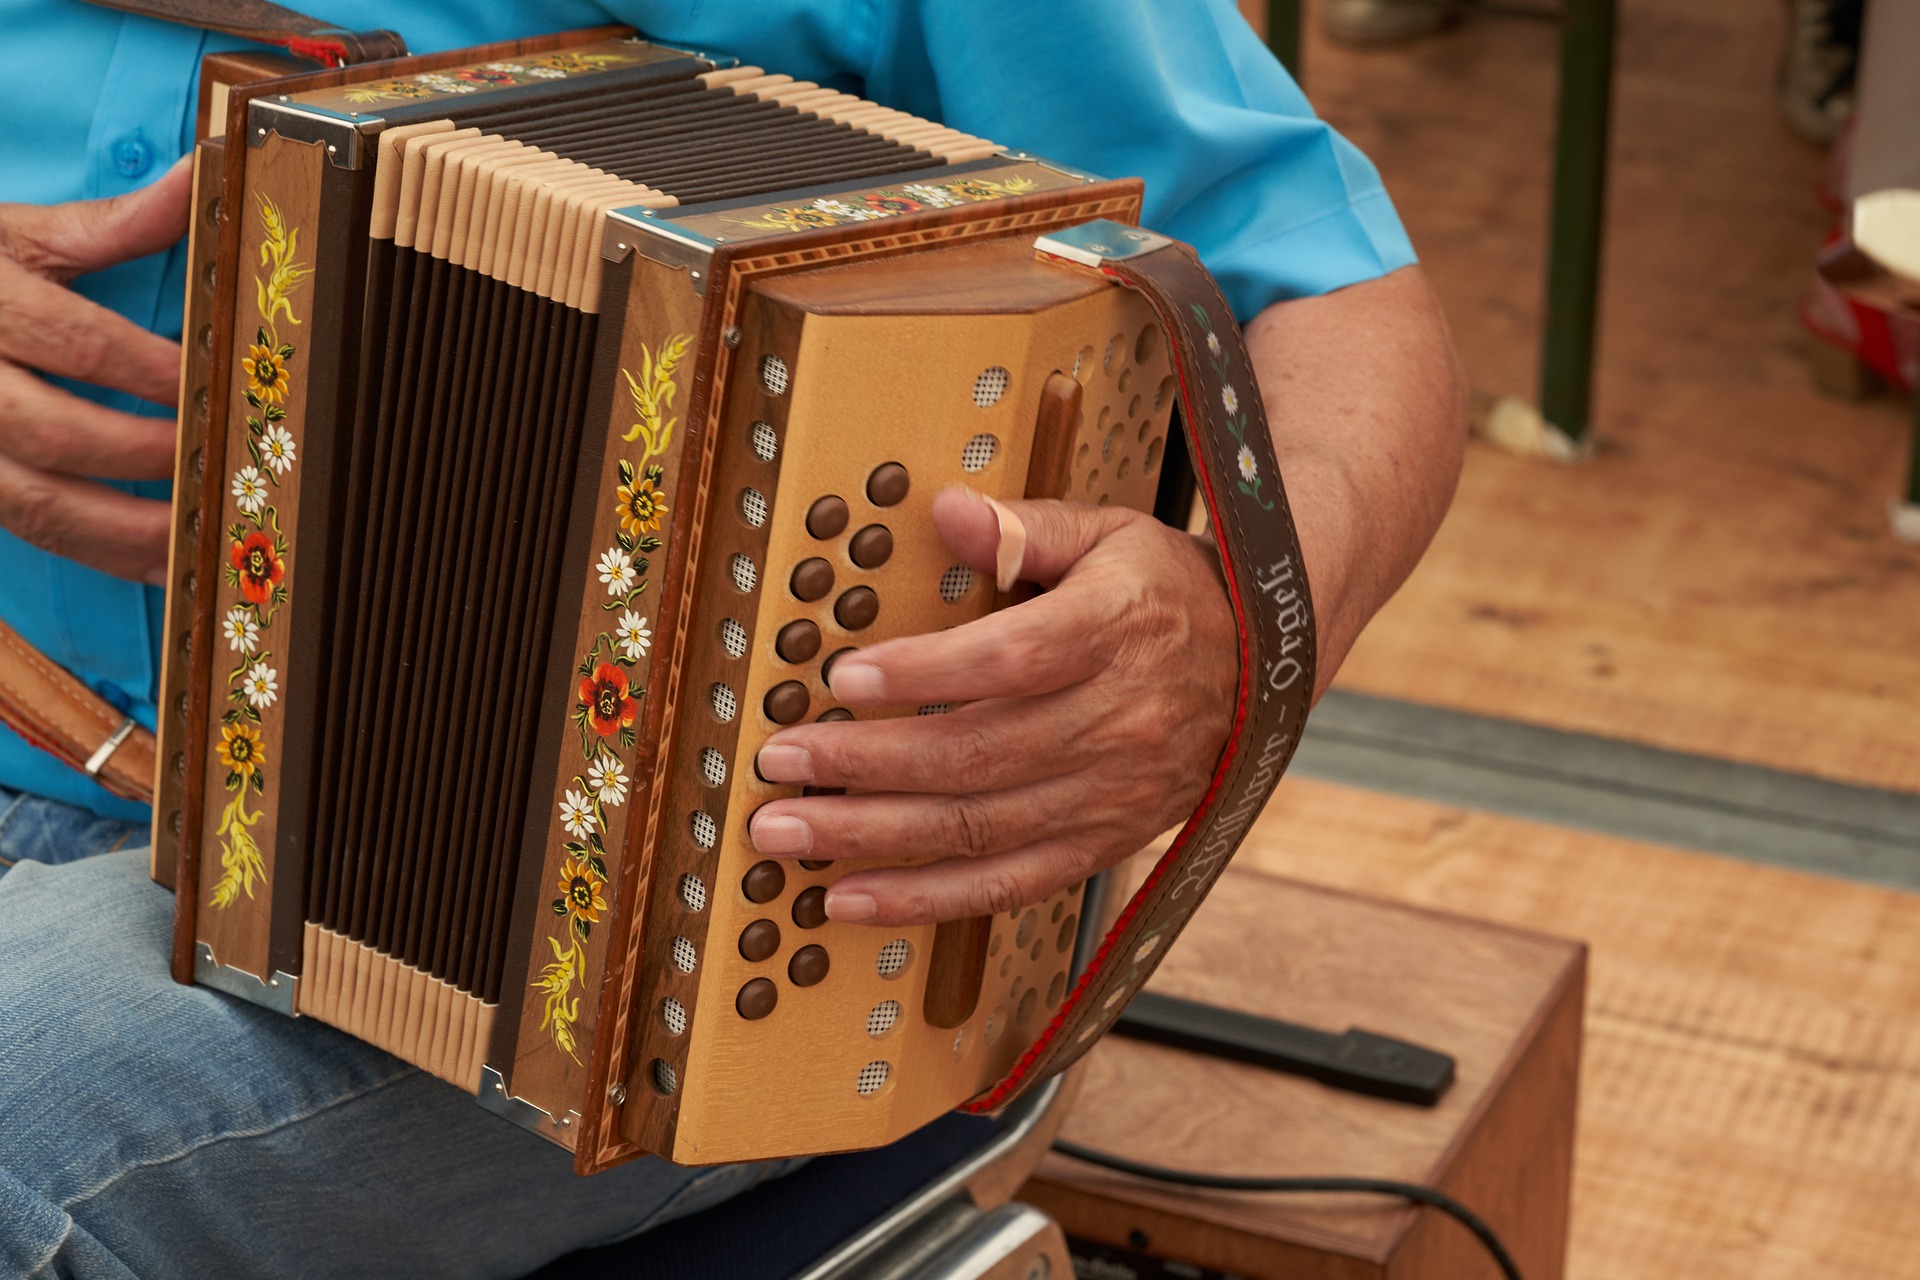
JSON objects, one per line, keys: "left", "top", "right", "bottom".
{"left": 1051, "top": 1140, "right": 1525, "bottom": 1280}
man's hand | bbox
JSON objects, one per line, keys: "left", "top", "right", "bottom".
{"left": 751, "top": 485, "right": 1237, "bottom": 927}
{"left": 751, "top": 265, "right": 1467, "bottom": 928}
{"left": 0, "top": 157, "right": 192, "bottom": 582}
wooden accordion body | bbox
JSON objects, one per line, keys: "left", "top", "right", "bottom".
{"left": 155, "top": 30, "right": 1182, "bottom": 1170}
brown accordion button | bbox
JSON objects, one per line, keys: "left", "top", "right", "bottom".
{"left": 764, "top": 680, "right": 810, "bottom": 725}
{"left": 743, "top": 860, "right": 786, "bottom": 904}
{"left": 736, "top": 978, "right": 778, "bottom": 1020}
{"left": 791, "top": 557, "right": 835, "bottom": 602}
{"left": 835, "top": 587, "right": 880, "bottom": 631}
{"left": 816, "top": 707, "right": 854, "bottom": 723}
{"left": 775, "top": 619, "right": 821, "bottom": 663}
{"left": 790, "top": 945, "right": 831, "bottom": 987}
{"left": 739, "top": 919, "right": 781, "bottom": 963}
{"left": 849, "top": 524, "right": 893, "bottom": 569}
{"left": 820, "top": 648, "right": 858, "bottom": 684}
{"left": 806, "top": 495, "right": 849, "bottom": 539}
{"left": 799, "top": 859, "right": 833, "bottom": 871}
{"left": 792, "top": 886, "right": 828, "bottom": 930}
{"left": 867, "top": 462, "right": 910, "bottom": 507}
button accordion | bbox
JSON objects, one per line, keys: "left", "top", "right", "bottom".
{"left": 153, "top": 26, "right": 1317, "bottom": 1171}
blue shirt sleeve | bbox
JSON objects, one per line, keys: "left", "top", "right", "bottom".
{"left": 856, "top": 0, "right": 1418, "bottom": 318}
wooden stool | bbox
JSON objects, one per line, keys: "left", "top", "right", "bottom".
{"left": 1022, "top": 866, "right": 1584, "bottom": 1279}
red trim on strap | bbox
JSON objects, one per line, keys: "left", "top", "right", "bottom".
{"left": 283, "top": 35, "right": 348, "bottom": 67}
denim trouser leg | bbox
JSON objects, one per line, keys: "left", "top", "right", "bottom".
{"left": 0, "top": 789, "right": 798, "bottom": 1278}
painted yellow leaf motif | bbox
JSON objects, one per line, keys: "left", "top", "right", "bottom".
{"left": 620, "top": 333, "right": 692, "bottom": 460}
{"left": 535, "top": 934, "right": 584, "bottom": 1062}
{"left": 254, "top": 192, "right": 313, "bottom": 331}
{"left": 210, "top": 793, "right": 266, "bottom": 907}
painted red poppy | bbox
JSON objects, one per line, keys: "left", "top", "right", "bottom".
{"left": 231, "top": 531, "right": 285, "bottom": 605}
{"left": 577, "top": 663, "right": 638, "bottom": 737}
{"left": 457, "top": 68, "right": 516, "bottom": 84}
{"left": 862, "top": 195, "right": 926, "bottom": 215}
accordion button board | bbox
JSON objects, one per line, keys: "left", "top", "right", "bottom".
{"left": 157, "top": 30, "right": 1208, "bottom": 1171}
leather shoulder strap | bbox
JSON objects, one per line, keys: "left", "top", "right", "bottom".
{"left": 969, "top": 221, "right": 1318, "bottom": 1109}
{"left": 84, "top": 0, "right": 405, "bottom": 66}
{"left": 0, "top": 620, "right": 156, "bottom": 806}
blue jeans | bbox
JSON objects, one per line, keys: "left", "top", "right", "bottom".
{"left": 0, "top": 786, "right": 797, "bottom": 1278}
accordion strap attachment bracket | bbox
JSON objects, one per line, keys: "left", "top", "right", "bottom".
{"left": 0, "top": 618, "right": 157, "bottom": 806}
{"left": 967, "top": 220, "right": 1318, "bottom": 1110}
{"left": 84, "top": 0, "right": 406, "bottom": 67}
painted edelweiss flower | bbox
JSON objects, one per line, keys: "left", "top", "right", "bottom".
{"left": 231, "top": 531, "right": 285, "bottom": 606}
{"left": 596, "top": 547, "right": 636, "bottom": 596}
{"left": 555, "top": 851, "right": 608, "bottom": 926}
{"left": 217, "top": 721, "right": 265, "bottom": 781}
{"left": 588, "top": 753, "right": 629, "bottom": 807}
{"left": 242, "top": 661, "right": 279, "bottom": 710}
{"left": 244, "top": 344, "right": 289, "bottom": 404}
{"left": 614, "top": 474, "right": 668, "bottom": 537}
{"left": 615, "top": 609, "right": 652, "bottom": 661}
{"left": 1221, "top": 384, "right": 1240, "bottom": 416}
{"left": 260, "top": 425, "right": 296, "bottom": 476}
{"left": 1237, "top": 444, "right": 1258, "bottom": 482}
{"left": 231, "top": 466, "right": 269, "bottom": 517}
{"left": 559, "top": 788, "right": 597, "bottom": 839}
{"left": 223, "top": 607, "right": 260, "bottom": 654}
{"left": 577, "top": 663, "right": 639, "bottom": 737}
{"left": 1206, "top": 331, "right": 1222, "bottom": 357}
{"left": 482, "top": 61, "right": 526, "bottom": 72}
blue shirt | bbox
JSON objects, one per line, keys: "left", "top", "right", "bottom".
{"left": 0, "top": 0, "right": 1415, "bottom": 820}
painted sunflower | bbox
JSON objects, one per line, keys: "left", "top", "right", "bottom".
{"left": 556, "top": 853, "right": 608, "bottom": 928}
{"left": 245, "top": 344, "right": 290, "bottom": 405}
{"left": 218, "top": 721, "right": 266, "bottom": 782}
{"left": 230, "top": 530, "right": 285, "bottom": 606}
{"left": 577, "top": 663, "right": 639, "bottom": 738}
{"left": 615, "top": 474, "right": 668, "bottom": 537}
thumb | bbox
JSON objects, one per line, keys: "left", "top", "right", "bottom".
{"left": 8, "top": 155, "right": 194, "bottom": 282}
{"left": 930, "top": 486, "right": 1131, "bottom": 589}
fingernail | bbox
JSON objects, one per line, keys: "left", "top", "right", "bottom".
{"left": 750, "top": 813, "right": 812, "bottom": 855}
{"left": 756, "top": 744, "right": 814, "bottom": 785}
{"left": 826, "top": 890, "right": 876, "bottom": 923}
{"left": 825, "top": 657, "right": 885, "bottom": 703}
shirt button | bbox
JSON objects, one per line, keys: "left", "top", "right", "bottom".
{"left": 110, "top": 134, "right": 154, "bottom": 179}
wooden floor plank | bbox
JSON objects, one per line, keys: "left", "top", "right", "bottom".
{"left": 1238, "top": 777, "right": 1920, "bottom": 1279}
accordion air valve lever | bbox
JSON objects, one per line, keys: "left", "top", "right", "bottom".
{"left": 153, "top": 28, "right": 1316, "bottom": 1172}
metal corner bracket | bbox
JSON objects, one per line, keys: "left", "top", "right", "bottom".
{"left": 997, "top": 149, "right": 1105, "bottom": 185}
{"left": 477, "top": 1066, "right": 583, "bottom": 1143}
{"left": 247, "top": 98, "right": 382, "bottom": 170}
{"left": 194, "top": 941, "right": 299, "bottom": 1017}
{"left": 604, "top": 207, "right": 719, "bottom": 295}
{"left": 1033, "top": 220, "right": 1170, "bottom": 269}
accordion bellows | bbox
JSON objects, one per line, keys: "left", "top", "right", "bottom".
{"left": 156, "top": 32, "right": 1180, "bottom": 1169}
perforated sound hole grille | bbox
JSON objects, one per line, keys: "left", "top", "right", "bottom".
{"left": 876, "top": 939, "right": 912, "bottom": 977}
{"left": 760, "top": 354, "right": 789, "bottom": 395}
{"left": 938, "top": 565, "right": 973, "bottom": 603}
{"left": 711, "top": 683, "right": 737, "bottom": 722}
{"left": 671, "top": 936, "right": 697, "bottom": 973}
{"left": 678, "top": 873, "right": 707, "bottom": 912}
{"left": 662, "top": 998, "right": 688, "bottom": 1035}
{"left": 691, "top": 811, "right": 717, "bottom": 849}
{"left": 961, "top": 433, "right": 998, "bottom": 473}
{"left": 855, "top": 1061, "right": 892, "bottom": 1095}
{"left": 720, "top": 619, "right": 748, "bottom": 659}
{"left": 750, "top": 420, "right": 778, "bottom": 461}
{"left": 652, "top": 1059, "right": 678, "bottom": 1095}
{"left": 730, "top": 553, "right": 758, "bottom": 593}
{"left": 917, "top": 704, "right": 951, "bottom": 716}
{"left": 699, "top": 748, "right": 727, "bottom": 787}
{"left": 972, "top": 366, "right": 1009, "bottom": 408}
{"left": 867, "top": 1000, "right": 901, "bottom": 1036}
{"left": 739, "top": 488, "right": 769, "bottom": 528}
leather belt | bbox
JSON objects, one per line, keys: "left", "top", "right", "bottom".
{"left": 0, "top": 620, "right": 156, "bottom": 806}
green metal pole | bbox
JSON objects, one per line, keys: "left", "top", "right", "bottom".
{"left": 1538, "top": 0, "right": 1615, "bottom": 442}
{"left": 1267, "top": 0, "right": 1304, "bottom": 80}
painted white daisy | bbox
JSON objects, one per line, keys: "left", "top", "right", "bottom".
{"left": 1237, "top": 444, "right": 1258, "bottom": 483}
{"left": 242, "top": 661, "right": 279, "bottom": 710}
{"left": 559, "top": 789, "right": 597, "bottom": 839}
{"left": 1206, "top": 331, "right": 1223, "bottom": 357}
{"left": 901, "top": 184, "right": 963, "bottom": 208}
{"left": 231, "top": 466, "right": 268, "bottom": 517}
{"left": 615, "top": 609, "right": 652, "bottom": 661}
{"left": 483, "top": 61, "right": 526, "bottom": 72}
{"left": 597, "top": 547, "right": 636, "bottom": 596}
{"left": 527, "top": 66, "right": 566, "bottom": 78}
{"left": 1221, "top": 385, "right": 1240, "bottom": 416}
{"left": 223, "top": 607, "right": 260, "bottom": 654}
{"left": 588, "top": 753, "right": 629, "bottom": 808}
{"left": 260, "top": 424, "right": 297, "bottom": 476}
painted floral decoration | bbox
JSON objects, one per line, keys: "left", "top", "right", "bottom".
{"left": 736, "top": 174, "right": 1038, "bottom": 233}
{"left": 340, "top": 50, "right": 631, "bottom": 105}
{"left": 533, "top": 332, "right": 690, "bottom": 1062}
{"left": 1190, "top": 302, "right": 1274, "bottom": 512}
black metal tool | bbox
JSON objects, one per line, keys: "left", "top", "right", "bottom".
{"left": 1112, "top": 991, "right": 1456, "bottom": 1106}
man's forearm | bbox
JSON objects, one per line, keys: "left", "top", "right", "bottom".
{"left": 1243, "top": 264, "right": 1468, "bottom": 698}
